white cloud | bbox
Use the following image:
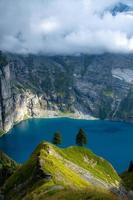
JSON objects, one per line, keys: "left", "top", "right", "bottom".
{"left": 0, "top": 0, "right": 133, "bottom": 54}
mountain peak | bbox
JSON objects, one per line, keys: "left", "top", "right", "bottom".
{"left": 107, "top": 2, "right": 133, "bottom": 16}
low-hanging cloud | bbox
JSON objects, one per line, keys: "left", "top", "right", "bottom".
{"left": 0, "top": 0, "right": 133, "bottom": 55}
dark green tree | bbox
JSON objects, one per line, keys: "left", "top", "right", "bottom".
{"left": 128, "top": 161, "right": 133, "bottom": 172}
{"left": 53, "top": 132, "right": 62, "bottom": 146}
{"left": 0, "top": 51, "right": 8, "bottom": 66}
{"left": 76, "top": 128, "right": 87, "bottom": 146}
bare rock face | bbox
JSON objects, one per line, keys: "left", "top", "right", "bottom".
{"left": 0, "top": 64, "right": 13, "bottom": 132}
{"left": 0, "top": 63, "right": 47, "bottom": 133}
{"left": 1, "top": 53, "right": 133, "bottom": 133}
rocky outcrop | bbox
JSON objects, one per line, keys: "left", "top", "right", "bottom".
{"left": 1, "top": 53, "right": 133, "bottom": 133}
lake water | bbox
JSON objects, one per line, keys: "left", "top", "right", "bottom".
{"left": 0, "top": 118, "right": 133, "bottom": 173}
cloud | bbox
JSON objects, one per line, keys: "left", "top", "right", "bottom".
{"left": 0, "top": 0, "right": 133, "bottom": 54}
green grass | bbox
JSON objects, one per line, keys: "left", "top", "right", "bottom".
{"left": 4, "top": 142, "right": 121, "bottom": 200}
{"left": 23, "top": 188, "right": 119, "bottom": 200}
{"left": 53, "top": 145, "right": 120, "bottom": 185}
{"left": 40, "top": 148, "right": 91, "bottom": 189}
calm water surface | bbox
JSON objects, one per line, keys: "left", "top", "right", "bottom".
{"left": 0, "top": 118, "right": 133, "bottom": 173}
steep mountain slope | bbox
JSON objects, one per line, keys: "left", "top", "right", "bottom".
{"left": 1, "top": 53, "right": 133, "bottom": 133}
{"left": 4, "top": 142, "right": 122, "bottom": 200}
{"left": 0, "top": 150, "right": 18, "bottom": 186}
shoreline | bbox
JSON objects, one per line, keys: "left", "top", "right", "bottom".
{"left": 1, "top": 111, "right": 98, "bottom": 137}
{"left": 1, "top": 110, "right": 133, "bottom": 137}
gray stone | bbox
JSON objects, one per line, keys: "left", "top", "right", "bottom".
{"left": 1, "top": 53, "right": 133, "bottom": 133}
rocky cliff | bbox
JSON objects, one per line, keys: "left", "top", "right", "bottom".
{"left": 1, "top": 53, "right": 133, "bottom": 133}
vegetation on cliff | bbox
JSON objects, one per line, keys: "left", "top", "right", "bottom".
{"left": 3, "top": 142, "right": 121, "bottom": 200}
{"left": 0, "top": 51, "right": 8, "bottom": 67}
{"left": 0, "top": 151, "right": 18, "bottom": 186}
{"left": 121, "top": 161, "right": 133, "bottom": 191}
{"left": 117, "top": 89, "right": 133, "bottom": 121}
{"left": 121, "top": 171, "right": 133, "bottom": 191}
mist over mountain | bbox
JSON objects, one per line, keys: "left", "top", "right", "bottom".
{"left": 1, "top": 0, "right": 133, "bottom": 55}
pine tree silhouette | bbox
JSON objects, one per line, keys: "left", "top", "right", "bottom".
{"left": 128, "top": 161, "right": 133, "bottom": 172}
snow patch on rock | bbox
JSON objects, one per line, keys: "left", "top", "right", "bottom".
{"left": 112, "top": 68, "right": 133, "bottom": 83}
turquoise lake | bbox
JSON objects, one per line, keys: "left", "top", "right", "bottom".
{"left": 0, "top": 118, "right": 133, "bottom": 173}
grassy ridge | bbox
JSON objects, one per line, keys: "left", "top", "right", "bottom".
{"left": 4, "top": 142, "right": 121, "bottom": 200}
{"left": 57, "top": 146, "right": 120, "bottom": 185}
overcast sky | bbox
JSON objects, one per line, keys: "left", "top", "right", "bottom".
{"left": 0, "top": 0, "right": 133, "bottom": 55}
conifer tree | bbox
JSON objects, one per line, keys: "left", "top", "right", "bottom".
{"left": 76, "top": 128, "right": 87, "bottom": 146}
{"left": 53, "top": 132, "right": 62, "bottom": 146}
{"left": 128, "top": 160, "right": 133, "bottom": 172}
